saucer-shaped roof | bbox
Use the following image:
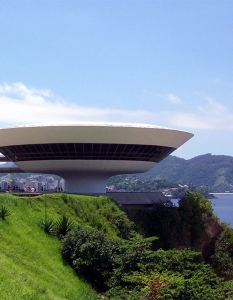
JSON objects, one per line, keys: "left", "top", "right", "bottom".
{"left": 0, "top": 123, "right": 193, "bottom": 176}
{"left": 0, "top": 122, "right": 193, "bottom": 148}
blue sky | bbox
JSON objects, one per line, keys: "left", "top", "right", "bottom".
{"left": 1, "top": 1, "right": 233, "bottom": 159}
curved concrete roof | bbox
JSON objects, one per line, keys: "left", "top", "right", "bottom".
{"left": 0, "top": 122, "right": 172, "bottom": 129}
{"left": 0, "top": 122, "right": 193, "bottom": 148}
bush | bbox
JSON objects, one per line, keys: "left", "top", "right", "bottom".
{"left": 62, "top": 225, "right": 157, "bottom": 290}
{"left": 55, "top": 215, "right": 74, "bottom": 239}
{"left": 210, "top": 225, "right": 233, "bottom": 279}
{"left": 38, "top": 218, "right": 56, "bottom": 236}
{"left": 61, "top": 226, "right": 121, "bottom": 288}
{"left": 178, "top": 192, "right": 213, "bottom": 247}
{"left": 0, "top": 205, "right": 11, "bottom": 220}
{"left": 107, "top": 249, "right": 227, "bottom": 300}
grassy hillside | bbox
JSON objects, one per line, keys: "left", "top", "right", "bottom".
{"left": 1, "top": 192, "right": 233, "bottom": 299}
{"left": 0, "top": 192, "right": 135, "bottom": 299}
{"left": 0, "top": 193, "right": 100, "bottom": 300}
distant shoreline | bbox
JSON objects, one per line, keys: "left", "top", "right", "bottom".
{"left": 210, "top": 193, "right": 233, "bottom": 195}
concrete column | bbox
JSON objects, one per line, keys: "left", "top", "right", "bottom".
{"left": 58, "top": 172, "right": 114, "bottom": 194}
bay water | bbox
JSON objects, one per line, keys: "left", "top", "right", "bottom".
{"left": 171, "top": 193, "right": 233, "bottom": 228}
{"left": 210, "top": 193, "right": 233, "bottom": 228}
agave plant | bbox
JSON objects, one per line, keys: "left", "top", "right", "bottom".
{"left": 38, "top": 218, "right": 56, "bottom": 236}
{"left": 56, "top": 215, "right": 74, "bottom": 238}
{"left": 0, "top": 205, "right": 11, "bottom": 220}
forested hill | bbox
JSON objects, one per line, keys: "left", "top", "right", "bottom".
{"left": 137, "top": 153, "right": 233, "bottom": 192}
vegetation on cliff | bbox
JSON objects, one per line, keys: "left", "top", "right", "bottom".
{"left": 61, "top": 192, "right": 233, "bottom": 298}
{"left": 1, "top": 192, "right": 233, "bottom": 299}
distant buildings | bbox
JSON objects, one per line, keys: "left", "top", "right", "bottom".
{"left": 0, "top": 173, "right": 65, "bottom": 193}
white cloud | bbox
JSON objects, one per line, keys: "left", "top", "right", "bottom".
{"left": 161, "top": 93, "right": 182, "bottom": 104}
{"left": 0, "top": 82, "right": 156, "bottom": 126}
{"left": 0, "top": 82, "right": 53, "bottom": 99}
{"left": 0, "top": 82, "right": 233, "bottom": 132}
{"left": 167, "top": 112, "right": 214, "bottom": 129}
{"left": 198, "top": 97, "right": 227, "bottom": 114}
{"left": 169, "top": 97, "right": 233, "bottom": 130}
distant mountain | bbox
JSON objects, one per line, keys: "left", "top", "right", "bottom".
{"left": 137, "top": 154, "right": 233, "bottom": 193}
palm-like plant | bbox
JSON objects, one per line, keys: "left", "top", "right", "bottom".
{"left": 0, "top": 205, "right": 11, "bottom": 220}
{"left": 56, "top": 215, "right": 74, "bottom": 238}
{"left": 38, "top": 218, "right": 56, "bottom": 235}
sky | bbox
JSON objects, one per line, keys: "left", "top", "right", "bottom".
{"left": 1, "top": 0, "right": 233, "bottom": 160}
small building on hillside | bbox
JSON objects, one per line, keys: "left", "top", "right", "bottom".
{"left": 108, "top": 192, "right": 169, "bottom": 209}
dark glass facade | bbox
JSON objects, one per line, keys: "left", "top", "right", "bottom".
{"left": 0, "top": 143, "right": 175, "bottom": 163}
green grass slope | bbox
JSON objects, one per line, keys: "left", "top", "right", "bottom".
{"left": 3, "top": 192, "right": 233, "bottom": 300}
{"left": 0, "top": 193, "right": 100, "bottom": 300}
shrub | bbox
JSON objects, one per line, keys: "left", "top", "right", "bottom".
{"left": 0, "top": 205, "right": 11, "bottom": 220}
{"left": 178, "top": 192, "right": 214, "bottom": 247}
{"left": 62, "top": 226, "right": 121, "bottom": 288}
{"left": 107, "top": 249, "right": 227, "bottom": 300}
{"left": 38, "top": 218, "right": 56, "bottom": 236}
{"left": 62, "top": 225, "right": 157, "bottom": 291}
{"left": 55, "top": 215, "right": 74, "bottom": 239}
{"left": 210, "top": 225, "right": 233, "bottom": 278}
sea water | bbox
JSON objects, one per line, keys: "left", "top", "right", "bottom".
{"left": 171, "top": 193, "right": 233, "bottom": 228}
{"left": 210, "top": 193, "right": 233, "bottom": 228}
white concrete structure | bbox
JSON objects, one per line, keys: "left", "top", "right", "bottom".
{"left": 0, "top": 123, "right": 193, "bottom": 193}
